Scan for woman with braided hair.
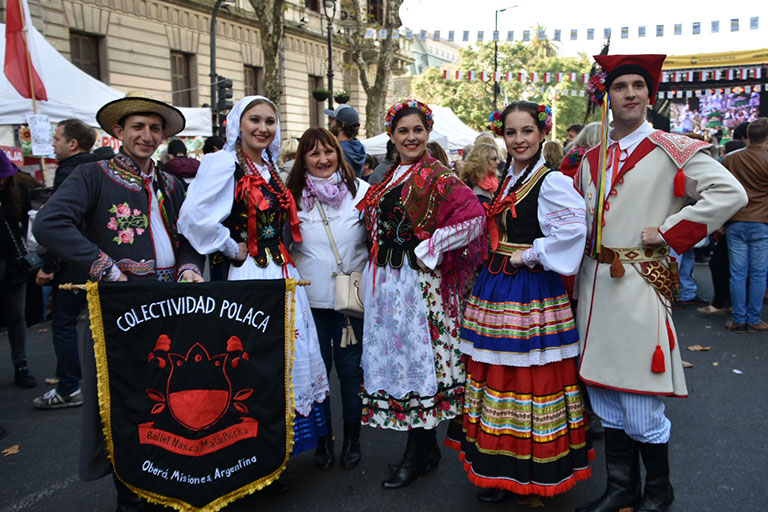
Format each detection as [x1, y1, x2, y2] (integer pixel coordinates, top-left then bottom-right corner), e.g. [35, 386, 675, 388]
[356, 99, 487, 489]
[446, 101, 592, 502]
[178, 97, 330, 472]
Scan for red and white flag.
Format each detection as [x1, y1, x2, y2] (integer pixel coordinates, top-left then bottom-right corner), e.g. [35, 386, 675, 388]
[543, 72, 551, 83]
[468, 70, 476, 81]
[699, 70, 707, 81]
[480, 71, 488, 81]
[505, 71, 513, 81]
[4, 0, 48, 100]
[739, 68, 748, 80]
[755, 68, 763, 79]
[713, 69, 722, 80]
[686, 71, 694, 82]
[581, 73, 589, 84]
[530, 71, 538, 83]
[492, 71, 500, 82]
[726, 69, 734, 80]
[556, 72, 564, 83]
[455, 70, 463, 80]
[442, 69, 450, 80]
[518, 72, 526, 83]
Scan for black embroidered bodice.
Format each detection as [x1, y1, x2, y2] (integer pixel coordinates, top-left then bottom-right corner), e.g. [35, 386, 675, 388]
[375, 183, 420, 270]
[487, 168, 552, 275]
[224, 165, 286, 268]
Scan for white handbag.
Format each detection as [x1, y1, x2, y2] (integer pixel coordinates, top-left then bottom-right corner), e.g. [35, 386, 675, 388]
[315, 201, 364, 320]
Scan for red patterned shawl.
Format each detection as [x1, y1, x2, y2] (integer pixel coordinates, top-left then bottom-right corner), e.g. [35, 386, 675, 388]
[402, 153, 487, 318]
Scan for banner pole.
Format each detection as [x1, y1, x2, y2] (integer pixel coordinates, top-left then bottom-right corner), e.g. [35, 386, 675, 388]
[17, 0, 48, 184]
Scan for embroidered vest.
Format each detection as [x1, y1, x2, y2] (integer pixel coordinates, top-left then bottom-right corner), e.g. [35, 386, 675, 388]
[375, 183, 420, 270]
[225, 165, 286, 268]
[488, 167, 551, 275]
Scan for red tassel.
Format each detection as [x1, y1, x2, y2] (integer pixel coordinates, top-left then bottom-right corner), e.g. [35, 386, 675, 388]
[665, 319, 675, 350]
[673, 168, 686, 197]
[651, 344, 666, 373]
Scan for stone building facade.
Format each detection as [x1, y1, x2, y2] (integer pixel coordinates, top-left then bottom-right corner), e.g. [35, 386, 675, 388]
[2, 0, 412, 138]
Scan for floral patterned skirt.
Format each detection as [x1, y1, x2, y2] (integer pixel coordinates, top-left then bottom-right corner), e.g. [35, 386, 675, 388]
[361, 266, 466, 431]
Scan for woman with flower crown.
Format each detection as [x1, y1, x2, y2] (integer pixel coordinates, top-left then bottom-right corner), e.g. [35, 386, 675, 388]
[445, 100, 592, 503]
[178, 97, 330, 481]
[356, 99, 487, 489]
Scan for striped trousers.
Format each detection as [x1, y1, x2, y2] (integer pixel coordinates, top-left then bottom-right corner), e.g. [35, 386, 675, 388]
[587, 386, 671, 444]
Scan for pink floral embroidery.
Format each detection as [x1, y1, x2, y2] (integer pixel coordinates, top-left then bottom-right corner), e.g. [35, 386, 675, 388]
[115, 203, 131, 218]
[107, 202, 148, 245]
[118, 229, 135, 244]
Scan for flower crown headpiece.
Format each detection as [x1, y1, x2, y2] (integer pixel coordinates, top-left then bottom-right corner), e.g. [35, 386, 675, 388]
[587, 72, 608, 107]
[384, 99, 434, 136]
[488, 103, 554, 136]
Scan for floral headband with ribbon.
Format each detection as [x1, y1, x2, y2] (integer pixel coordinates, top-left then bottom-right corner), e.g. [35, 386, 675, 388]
[384, 99, 434, 136]
[488, 103, 554, 136]
[587, 72, 608, 108]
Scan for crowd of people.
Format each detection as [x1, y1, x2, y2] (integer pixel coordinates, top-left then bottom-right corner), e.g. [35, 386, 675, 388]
[2, 51, 765, 512]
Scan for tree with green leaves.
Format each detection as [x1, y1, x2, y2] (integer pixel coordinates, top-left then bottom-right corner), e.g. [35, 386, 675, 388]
[250, 0, 284, 109]
[344, 0, 405, 136]
[411, 38, 598, 141]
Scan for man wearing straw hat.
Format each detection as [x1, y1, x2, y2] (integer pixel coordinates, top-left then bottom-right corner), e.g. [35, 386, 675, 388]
[33, 92, 204, 510]
[574, 55, 747, 512]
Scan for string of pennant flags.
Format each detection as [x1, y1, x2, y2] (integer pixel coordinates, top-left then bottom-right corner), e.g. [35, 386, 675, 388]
[439, 67, 766, 85]
[659, 84, 762, 99]
[363, 16, 760, 43]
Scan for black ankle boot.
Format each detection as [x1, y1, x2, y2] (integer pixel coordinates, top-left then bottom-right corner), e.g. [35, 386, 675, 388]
[340, 421, 361, 470]
[381, 428, 428, 489]
[476, 488, 511, 503]
[574, 428, 641, 512]
[14, 364, 36, 388]
[113, 474, 146, 512]
[637, 442, 674, 511]
[314, 430, 335, 470]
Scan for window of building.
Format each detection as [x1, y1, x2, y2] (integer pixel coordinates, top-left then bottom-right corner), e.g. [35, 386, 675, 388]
[367, 0, 384, 24]
[309, 75, 324, 128]
[171, 51, 193, 107]
[306, 0, 320, 13]
[69, 31, 101, 80]
[244, 65, 263, 97]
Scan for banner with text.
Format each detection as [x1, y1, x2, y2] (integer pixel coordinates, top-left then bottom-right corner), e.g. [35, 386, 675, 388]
[87, 279, 297, 512]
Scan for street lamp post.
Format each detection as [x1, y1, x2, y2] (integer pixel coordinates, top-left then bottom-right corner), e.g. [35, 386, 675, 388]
[494, 5, 517, 111]
[323, 0, 337, 113]
[210, 0, 227, 135]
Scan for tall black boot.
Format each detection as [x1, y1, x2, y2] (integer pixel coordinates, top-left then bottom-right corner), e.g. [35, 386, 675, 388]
[574, 428, 641, 512]
[113, 474, 146, 512]
[387, 427, 441, 473]
[339, 421, 361, 470]
[637, 442, 674, 512]
[381, 428, 428, 489]
[314, 424, 335, 470]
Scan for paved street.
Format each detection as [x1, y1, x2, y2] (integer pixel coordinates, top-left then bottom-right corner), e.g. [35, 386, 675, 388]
[1, 270, 767, 512]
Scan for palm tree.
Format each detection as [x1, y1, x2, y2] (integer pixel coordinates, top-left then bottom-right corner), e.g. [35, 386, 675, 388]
[530, 24, 559, 58]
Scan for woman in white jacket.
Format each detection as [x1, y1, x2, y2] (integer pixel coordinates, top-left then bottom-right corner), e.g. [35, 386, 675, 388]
[286, 128, 369, 471]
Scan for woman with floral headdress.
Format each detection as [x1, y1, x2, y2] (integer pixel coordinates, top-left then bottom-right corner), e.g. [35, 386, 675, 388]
[178, 96, 330, 468]
[356, 99, 487, 489]
[446, 101, 592, 503]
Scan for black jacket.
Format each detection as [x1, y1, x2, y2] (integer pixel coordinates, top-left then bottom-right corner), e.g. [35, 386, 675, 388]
[53, 151, 99, 191]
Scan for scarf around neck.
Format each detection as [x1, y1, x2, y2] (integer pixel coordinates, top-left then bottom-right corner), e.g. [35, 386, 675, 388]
[303, 171, 348, 211]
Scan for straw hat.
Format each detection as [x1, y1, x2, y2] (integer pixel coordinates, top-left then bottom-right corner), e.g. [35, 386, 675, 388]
[96, 91, 186, 138]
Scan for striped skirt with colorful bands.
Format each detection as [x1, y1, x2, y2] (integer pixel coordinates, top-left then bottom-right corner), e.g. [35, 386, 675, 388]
[448, 264, 592, 495]
[445, 359, 593, 496]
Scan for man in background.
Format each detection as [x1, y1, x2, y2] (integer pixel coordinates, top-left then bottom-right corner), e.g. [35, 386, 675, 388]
[723, 117, 768, 332]
[33, 118, 98, 410]
[326, 105, 366, 176]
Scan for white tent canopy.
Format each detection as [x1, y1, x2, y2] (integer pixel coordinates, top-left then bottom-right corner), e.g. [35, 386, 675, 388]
[361, 104, 479, 156]
[0, 23, 211, 136]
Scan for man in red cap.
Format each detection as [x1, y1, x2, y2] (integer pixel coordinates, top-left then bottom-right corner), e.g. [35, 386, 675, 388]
[574, 55, 747, 512]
